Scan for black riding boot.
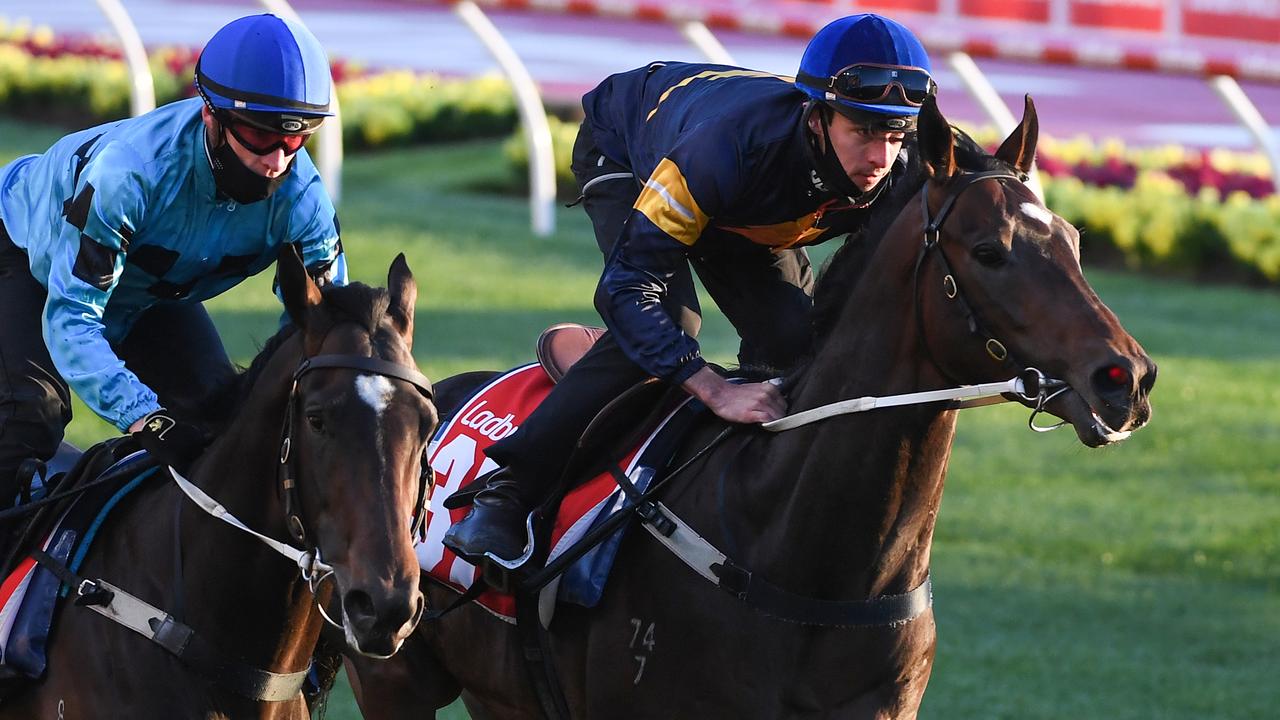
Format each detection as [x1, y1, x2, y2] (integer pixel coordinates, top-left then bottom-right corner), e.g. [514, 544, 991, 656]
[442, 468, 533, 564]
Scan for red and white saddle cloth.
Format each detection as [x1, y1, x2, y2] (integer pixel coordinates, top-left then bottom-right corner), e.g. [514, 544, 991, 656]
[416, 364, 693, 622]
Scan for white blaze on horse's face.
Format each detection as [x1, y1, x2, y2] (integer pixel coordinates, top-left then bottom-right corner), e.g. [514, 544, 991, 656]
[355, 374, 396, 416]
[1020, 201, 1053, 229]
[1015, 198, 1081, 265]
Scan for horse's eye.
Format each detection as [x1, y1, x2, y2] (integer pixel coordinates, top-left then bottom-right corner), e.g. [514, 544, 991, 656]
[972, 244, 1005, 267]
[306, 413, 325, 432]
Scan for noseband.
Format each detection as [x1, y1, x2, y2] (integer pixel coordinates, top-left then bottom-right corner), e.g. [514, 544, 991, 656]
[279, 353, 435, 548]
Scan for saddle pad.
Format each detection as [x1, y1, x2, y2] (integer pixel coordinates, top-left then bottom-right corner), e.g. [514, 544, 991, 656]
[0, 452, 153, 680]
[417, 364, 694, 622]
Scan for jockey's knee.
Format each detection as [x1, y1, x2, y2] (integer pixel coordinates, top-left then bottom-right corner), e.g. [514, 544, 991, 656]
[0, 388, 70, 492]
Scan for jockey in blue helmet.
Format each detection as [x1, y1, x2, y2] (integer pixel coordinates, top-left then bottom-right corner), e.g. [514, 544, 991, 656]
[0, 14, 344, 496]
[195, 13, 334, 204]
[794, 14, 936, 201]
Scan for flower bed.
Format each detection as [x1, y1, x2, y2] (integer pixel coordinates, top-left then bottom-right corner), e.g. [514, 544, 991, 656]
[0, 18, 515, 149]
[505, 121, 1280, 285]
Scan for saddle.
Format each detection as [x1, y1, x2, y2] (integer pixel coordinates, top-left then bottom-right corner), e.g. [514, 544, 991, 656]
[427, 323, 709, 612]
[1, 438, 137, 579]
[536, 323, 669, 463]
[0, 436, 153, 694]
[444, 323, 671, 512]
[535, 322, 606, 384]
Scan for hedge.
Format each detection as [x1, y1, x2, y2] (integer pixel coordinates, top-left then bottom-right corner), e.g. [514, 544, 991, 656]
[0, 19, 517, 149]
[505, 121, 1280, 286]
[5, 19, 1278, 286]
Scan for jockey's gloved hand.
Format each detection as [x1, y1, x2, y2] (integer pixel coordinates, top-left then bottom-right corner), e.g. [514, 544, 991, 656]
[131, 409, 208, 474]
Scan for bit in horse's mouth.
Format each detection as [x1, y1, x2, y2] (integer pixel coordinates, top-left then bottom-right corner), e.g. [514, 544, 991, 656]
[1090, 410, 1131, 444]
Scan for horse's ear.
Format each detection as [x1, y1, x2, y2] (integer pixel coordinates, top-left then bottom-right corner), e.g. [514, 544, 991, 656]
[278, 244, 322, 328]
[387, 253, 417, 344]
[994, 95, 1039, 175]
[917, 96, 956, 180]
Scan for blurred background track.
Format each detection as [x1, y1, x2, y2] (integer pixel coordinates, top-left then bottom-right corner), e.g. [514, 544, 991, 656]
[7, 0, 1280, 148]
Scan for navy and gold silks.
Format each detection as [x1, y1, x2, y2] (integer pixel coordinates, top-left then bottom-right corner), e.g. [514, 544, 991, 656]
[0, 97, 343, 430]
[581, 62, 907, 382]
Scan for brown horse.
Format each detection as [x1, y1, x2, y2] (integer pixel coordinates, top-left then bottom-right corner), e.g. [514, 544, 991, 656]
[347, 96, 1156, 719]
[0, 249, 438, 719]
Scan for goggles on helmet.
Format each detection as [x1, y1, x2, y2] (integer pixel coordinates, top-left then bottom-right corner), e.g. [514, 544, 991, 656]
[224, 120, 309, 156]
[799, 63, 936, 108]
[208, 105, 321, 156]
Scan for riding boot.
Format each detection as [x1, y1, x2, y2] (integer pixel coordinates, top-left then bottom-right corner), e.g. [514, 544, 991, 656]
[442, 468, 533, 564]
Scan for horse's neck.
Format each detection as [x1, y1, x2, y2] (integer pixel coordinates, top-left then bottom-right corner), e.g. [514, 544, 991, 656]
[747, 237, 956, 598]
[177, 356, 324, 682]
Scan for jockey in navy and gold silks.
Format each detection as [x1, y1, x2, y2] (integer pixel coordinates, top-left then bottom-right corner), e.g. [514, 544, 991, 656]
[0, 14, 341, 501]
[584, 61, 905, 383]
[443, 13, 939, 566]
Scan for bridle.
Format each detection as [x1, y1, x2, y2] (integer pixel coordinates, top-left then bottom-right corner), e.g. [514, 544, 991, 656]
[914, 169, 1071, 429]
[274, 350, 435, 629]
[915, 170, 1025, 380]
[763, 169, 1070, 433]
[278, 353, 436, 548]
[170, 345, 435, 622]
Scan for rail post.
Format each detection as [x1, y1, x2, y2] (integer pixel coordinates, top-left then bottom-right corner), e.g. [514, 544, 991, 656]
[453, 0, 557, 237]
[92, 0, 154, 117]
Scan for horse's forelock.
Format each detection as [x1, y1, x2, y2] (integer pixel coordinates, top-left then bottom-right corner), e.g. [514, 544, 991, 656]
[321, 282, 392, 336]
[206, 284, 396, 432]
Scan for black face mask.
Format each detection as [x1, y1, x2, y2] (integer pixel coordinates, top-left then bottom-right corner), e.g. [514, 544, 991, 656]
[205, 127, 290, 204]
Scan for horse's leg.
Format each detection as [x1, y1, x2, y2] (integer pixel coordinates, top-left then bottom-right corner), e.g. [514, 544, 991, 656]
[346, 628, 461, 719]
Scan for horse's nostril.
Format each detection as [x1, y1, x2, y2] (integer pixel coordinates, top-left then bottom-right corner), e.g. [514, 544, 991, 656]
[344, 589, 376, 625]
[1105, 365, 1130, 387]
[411, 593, 426, 625]
[1093, 364, 1131, 395]
[1140, 363, 1158, 393]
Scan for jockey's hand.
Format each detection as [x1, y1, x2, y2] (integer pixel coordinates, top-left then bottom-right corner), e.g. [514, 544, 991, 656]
[131, 409, 208, 474]
[682, 367, 786, 424]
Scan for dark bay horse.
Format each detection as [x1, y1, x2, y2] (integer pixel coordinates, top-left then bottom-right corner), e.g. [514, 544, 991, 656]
[348, 97, 1156, 719]
[0, 249, 438, 719]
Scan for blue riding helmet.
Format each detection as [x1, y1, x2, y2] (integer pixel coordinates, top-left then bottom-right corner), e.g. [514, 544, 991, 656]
[194, 13, 332, 134]
[796, 14, 935, 119]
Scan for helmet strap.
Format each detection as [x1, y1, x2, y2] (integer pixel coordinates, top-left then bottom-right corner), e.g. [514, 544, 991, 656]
[802, 102, 864, 201]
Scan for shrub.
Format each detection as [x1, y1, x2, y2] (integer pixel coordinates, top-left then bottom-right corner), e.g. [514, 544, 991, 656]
[0, 19, 517, 149]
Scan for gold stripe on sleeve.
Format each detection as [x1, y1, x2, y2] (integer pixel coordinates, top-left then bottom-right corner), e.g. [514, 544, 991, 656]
[634, 158, 709, 246]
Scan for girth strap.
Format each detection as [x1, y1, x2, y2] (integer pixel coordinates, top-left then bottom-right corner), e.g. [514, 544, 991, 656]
[632, 502, 933, 627]
[713, 562, 933, 628]
[30, 550, 308, 703]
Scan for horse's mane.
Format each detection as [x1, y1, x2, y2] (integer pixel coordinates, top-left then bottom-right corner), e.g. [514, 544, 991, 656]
[809, 127, 1007, 344]
[195, 282, 393, 431]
